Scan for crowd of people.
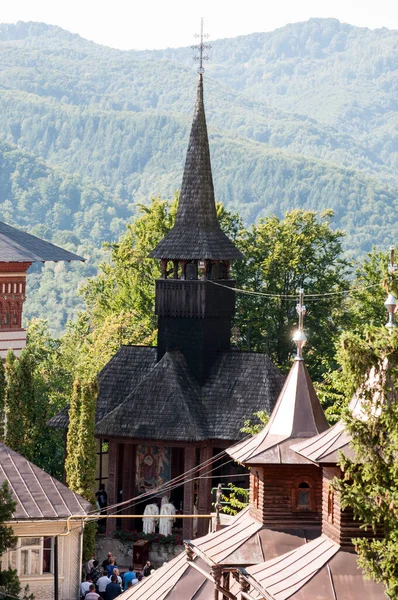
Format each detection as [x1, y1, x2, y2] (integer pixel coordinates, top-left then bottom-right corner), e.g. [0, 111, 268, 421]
[80, 552, 155, 600]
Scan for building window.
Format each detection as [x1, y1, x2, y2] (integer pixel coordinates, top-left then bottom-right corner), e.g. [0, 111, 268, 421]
[3, 537, 53, 576]
[328, 488, 334, 523]
[95, 438, 109, 489]
[253, 471, 260, 509]
[297, 482, 310, 509]
[292, 477, 315, 512]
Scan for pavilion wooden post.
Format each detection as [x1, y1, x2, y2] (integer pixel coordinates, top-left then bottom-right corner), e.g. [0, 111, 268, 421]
[183, 446, 196, 540]
[106, 441, 118, 536]
[121, 443, 136, 532]
[197, 445, 212, 537]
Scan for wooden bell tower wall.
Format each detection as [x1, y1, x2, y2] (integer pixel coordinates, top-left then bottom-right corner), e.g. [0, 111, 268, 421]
[249, 464, 323, 528]
[0, 262, 30, 359]
[322, 466, 378, 551]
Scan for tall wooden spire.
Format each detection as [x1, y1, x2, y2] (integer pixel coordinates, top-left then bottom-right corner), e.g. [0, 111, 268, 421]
[150, 74, 242, 261]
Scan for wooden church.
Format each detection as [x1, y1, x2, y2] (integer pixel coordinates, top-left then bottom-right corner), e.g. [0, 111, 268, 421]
[82, 72, 284, 539]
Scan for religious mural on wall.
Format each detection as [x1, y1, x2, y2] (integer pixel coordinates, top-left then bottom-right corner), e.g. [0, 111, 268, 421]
[136, 445, 171, 491]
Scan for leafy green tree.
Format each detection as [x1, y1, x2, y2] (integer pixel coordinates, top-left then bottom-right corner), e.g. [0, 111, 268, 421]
[233, 209, 350, 379]
[240, 410, 270, 435]
[4, 350, 24, 452]
[315, 247, 398, 422]
[0, 481, 33, 600]
[333, 327, 398, 599]
[65, 379, 82, 493]
[65, 378, 98, 559]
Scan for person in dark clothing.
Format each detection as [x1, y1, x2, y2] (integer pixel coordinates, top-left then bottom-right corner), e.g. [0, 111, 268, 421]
[101, 552, 112, 570]
[105, 575, 121, 600]
[143, 561, 152, 577]
[90, 560, 101, 587]
[96, 484, 108, 509]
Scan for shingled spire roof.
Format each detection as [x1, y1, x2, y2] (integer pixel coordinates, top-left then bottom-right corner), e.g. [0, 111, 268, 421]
[150, 74, 243, 261]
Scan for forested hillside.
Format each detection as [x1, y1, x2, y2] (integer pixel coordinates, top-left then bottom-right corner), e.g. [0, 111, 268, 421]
[0, 19, 397, 331]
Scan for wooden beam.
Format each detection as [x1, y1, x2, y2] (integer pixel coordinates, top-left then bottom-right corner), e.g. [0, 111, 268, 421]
[198, 445, 213, 537]
[121, 443, 136, 531]
[183, 446, 196, 539]
[106, 441, 118, 536]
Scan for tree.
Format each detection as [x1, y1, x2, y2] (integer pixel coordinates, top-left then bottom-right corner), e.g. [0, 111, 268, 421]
[315, 247, 398, 422]
[0, 481, 32, 600]
[333, 326, 398, 599]
[65, 378, 98, 560]
[4, 350, 24, 452]
[233, 209, 350, 379]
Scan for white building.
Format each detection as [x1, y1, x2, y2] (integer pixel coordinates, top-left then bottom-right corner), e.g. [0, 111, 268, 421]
[0, 443, 91, 600]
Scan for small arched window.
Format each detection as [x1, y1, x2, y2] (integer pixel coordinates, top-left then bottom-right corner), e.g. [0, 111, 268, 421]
[297, 482, 310, 509]
[292, 476, 315, 512]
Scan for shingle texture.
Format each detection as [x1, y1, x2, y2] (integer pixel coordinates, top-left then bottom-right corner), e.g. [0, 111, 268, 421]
[47, 405, 70, 428]
[0, 443, 91, 519]
[150, 75, 243, 261]
[0, 220, 84, 262]
[94, 346, 284, 442]
[96, 346, 157, 424]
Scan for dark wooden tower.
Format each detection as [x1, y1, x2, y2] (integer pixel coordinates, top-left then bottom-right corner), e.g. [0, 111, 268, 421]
[150, 74, 243, 384]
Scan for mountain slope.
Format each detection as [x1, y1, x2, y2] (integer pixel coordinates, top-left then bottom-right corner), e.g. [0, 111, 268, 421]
[0, 19, 398, 330]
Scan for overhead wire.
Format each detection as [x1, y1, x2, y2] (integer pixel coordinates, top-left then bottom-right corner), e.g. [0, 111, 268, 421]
[88, 433, 255, 519]
[208, 279, 381, 300]
[102, 456, 236, 518]
[86, 446, 238, 517]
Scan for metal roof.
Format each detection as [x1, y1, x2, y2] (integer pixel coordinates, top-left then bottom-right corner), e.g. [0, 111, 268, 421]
[118, 508, 263, 600]
[227, 359, 329, 464]
[292, 421, 354, 464]
[292, 391, 365, 464]
[244, 535, 385, 599]
[0, 443, 91, 519]
[245, 535, 339, 599]
[150, 75, 243, 261]
[0, 221, 84, 262]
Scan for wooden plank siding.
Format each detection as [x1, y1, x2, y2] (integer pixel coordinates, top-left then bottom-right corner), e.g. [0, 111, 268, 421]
[322, 466, 378, 550]
[249, 464, 323, 527]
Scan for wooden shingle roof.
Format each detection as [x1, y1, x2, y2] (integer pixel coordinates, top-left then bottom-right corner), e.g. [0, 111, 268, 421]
[0, 443, 91, 519]
[150, 75, 243, 261]
[96, 345, 157, 424]
[0, 221, 84, 262]
[94, 347, 284, 442]
[96, 351, 207, 442]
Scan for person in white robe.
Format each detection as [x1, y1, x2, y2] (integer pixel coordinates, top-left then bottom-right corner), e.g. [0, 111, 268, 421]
[159, 498, 176, 536]
[142, 503, 159, 534]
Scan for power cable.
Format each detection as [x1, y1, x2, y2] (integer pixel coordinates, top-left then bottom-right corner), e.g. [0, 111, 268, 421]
[87, 447, 233, 517]
[208, 279, 381, 299]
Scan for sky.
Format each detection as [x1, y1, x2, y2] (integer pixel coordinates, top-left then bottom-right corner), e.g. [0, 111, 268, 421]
[2, 0, 398, 50]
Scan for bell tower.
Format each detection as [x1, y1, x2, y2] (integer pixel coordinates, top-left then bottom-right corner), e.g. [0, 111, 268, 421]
[150, 73, 243, 384]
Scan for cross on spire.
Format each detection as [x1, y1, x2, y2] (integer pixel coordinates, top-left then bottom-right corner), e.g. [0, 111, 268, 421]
[192, 18, 211, 74]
